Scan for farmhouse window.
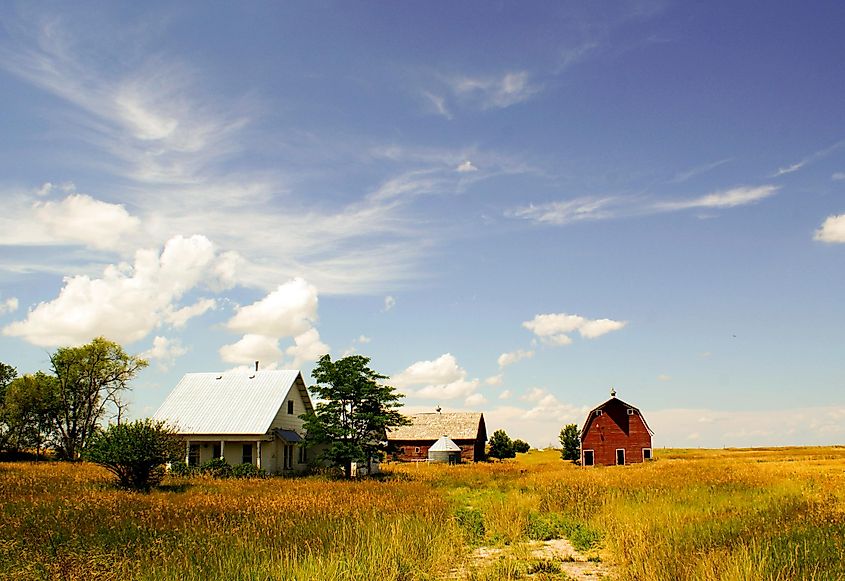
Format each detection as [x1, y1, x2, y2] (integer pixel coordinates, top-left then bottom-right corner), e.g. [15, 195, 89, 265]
[642, 448, 652, 461]
[298, 445, 307, 464]
[287, 400, 294, 414]
[627, 408, 634, 415]
[583, 450, 594, 466]
[283, 445, 293, 470]
[213, 443, 222, 459]
[242, 444, 253, 465]
[188, 444, 200, 467]
[616, 449, 625, 466]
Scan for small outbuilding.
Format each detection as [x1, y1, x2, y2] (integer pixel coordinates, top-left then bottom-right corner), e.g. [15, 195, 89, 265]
[428, 435, 462, 464]
[580, 389, 653, 467]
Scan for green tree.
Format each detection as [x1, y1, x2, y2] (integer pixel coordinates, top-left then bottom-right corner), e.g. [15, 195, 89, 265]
[513, 439, 531, 454]
[50, 337, 148, 459]
[3, 373, 59, 458]
[559, 423, 580, 462]
[487, 429, 516, 459]
[0, 362, 18, 452]
[82, 419, 182, 490]
[301, 354, 410, 479]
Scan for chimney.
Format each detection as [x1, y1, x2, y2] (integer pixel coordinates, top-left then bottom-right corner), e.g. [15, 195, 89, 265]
[255, 361, 259, 373]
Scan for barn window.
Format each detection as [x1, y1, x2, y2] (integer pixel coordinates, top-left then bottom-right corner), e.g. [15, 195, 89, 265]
[616, 449, 625, 466]
[595, 410, 603, 416]
[643, 448, 652, 461]
[414, 447, 421, 454]
[583, 450, 594, 466]
[242, 444, 253, 465]
[287, 400, 294, 414]
[627, 408, 634, 415]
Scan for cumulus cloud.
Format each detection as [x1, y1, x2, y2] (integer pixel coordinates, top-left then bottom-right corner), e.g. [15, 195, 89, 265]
[392, 353, 480, 400]
[456, 160, 478, 173]
[497, 349, 534, 368]
[499, 389, 512, 400]
[32, 194, 141, 250]
[464, 393, 487, 407]
[227, 278, 318, 337]
[522, 313, 627, 345]
[141, 336, 188, 370]
[485, 374, 504, 386]
[164, 298, 216, 328]
[3, 235, 224, 346]
[285, 328, 330, 368]
[0, 297, 19, 315]
[814, 214, 845, 243]
[219, 333, 283, 366]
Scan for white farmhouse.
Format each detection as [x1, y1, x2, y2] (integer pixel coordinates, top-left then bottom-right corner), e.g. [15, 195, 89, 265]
[153, 369, 313, 473]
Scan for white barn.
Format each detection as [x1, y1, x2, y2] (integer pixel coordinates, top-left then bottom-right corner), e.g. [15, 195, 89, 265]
[153, 369, 314, 473]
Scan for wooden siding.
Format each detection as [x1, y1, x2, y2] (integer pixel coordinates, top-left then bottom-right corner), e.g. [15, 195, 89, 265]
[581, 398, 652, 467]
[391, 439, 482, 462]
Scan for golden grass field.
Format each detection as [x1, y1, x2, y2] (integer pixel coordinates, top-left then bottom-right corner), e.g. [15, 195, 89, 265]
[2, 447, 845, 580]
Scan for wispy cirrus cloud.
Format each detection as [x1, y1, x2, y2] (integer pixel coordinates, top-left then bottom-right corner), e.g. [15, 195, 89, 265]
[771, 139, 845, 177]
[508, 185, 778, 226]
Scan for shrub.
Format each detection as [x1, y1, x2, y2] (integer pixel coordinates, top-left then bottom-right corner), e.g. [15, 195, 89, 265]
[82, 419, 182, 490]
[488, 429, 516, 460]
[559, 424, 580, 462]
[232, 462, 265, 479]
[168, 460, 190, 477]
[200, 457, 232, 478]
[513, 439, 531, 454]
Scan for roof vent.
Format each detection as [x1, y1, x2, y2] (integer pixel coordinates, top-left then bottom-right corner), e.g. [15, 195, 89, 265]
[215, 375, 223, 380]
[255, 361, 259, 372]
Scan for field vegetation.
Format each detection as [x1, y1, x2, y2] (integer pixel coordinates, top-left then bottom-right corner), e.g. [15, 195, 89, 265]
[2, 447, 844, 580]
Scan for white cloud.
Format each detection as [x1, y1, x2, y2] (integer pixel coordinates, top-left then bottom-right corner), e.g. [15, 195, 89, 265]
[522, 312, 627, 345]
[422, 91, 452, 119]
[285, 328, 329, 368]
[456, 160, 478, 173]
[814, 214, 845, 243]
[499, 389, 512, 400]
[2, 235, 222, 346]
[655, 185, 778, 211]
[164, 298, 216, 328]
[657, 374, 672, 382]
[227, 278, 318, 337]
[141, 336, 188, 370]
[485, 374, 504, 386]
[219, 334, 283, 366]
[357, 335, 371, 344]
[383, 295, 396, 312]
[464, 393, 487, 407]
[451, 71, 541, 109]
[508, 186, 778, 226]
[392, 353, 480, 400]
[497, 349, 534, 368]
[0, 297, 19, 315]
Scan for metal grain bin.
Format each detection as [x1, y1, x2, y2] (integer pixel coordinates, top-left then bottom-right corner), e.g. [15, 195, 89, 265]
[428, 435, 462, 464]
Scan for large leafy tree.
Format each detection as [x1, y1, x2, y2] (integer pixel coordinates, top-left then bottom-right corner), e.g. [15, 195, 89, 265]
[83, 419, 182, 490]
[301, 354, 410, 479]
[3, 373, 59, 457]
[487, 429, 516, 459]
[559, 423, 580, 462]
[50, 337, 148, 459]
[0, 362, 18, 452]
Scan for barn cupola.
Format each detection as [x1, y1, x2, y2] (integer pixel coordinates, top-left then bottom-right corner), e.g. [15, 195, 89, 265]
[610, 387, 617, 398]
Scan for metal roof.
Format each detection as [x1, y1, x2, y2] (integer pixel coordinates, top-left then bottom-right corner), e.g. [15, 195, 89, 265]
[387, 412, 486, 441]
[429, 435, 461, 452]
[153, 370, 305, 435]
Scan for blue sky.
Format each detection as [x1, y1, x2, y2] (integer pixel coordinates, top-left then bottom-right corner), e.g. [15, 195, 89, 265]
[1, 1, 844, 448]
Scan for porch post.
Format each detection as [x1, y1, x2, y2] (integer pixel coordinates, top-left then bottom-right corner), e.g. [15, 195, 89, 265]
[256, 440, 262, 469]
[185, 440, 191, 465]
[220, 439, 225, 461]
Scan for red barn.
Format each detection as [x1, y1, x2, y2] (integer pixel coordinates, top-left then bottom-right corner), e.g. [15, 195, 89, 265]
[580, 390, 653, 467]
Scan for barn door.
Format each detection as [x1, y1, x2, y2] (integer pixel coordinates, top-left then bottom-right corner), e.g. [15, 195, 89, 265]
[616, 449, 625, 466]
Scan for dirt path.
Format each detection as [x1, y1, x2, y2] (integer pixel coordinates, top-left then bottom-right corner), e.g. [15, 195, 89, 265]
[452, 537, 614, 579]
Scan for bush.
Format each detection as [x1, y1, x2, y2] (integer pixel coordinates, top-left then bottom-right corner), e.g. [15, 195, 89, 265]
[559, 424, 580, 462]
[82, 419, 182, 490]
[487, 429, 516, 459]
[168, 460, 190, 477]
[199, 457, 232, 478]
[513, 439, 531, 454]
[232, 462, 265, 479]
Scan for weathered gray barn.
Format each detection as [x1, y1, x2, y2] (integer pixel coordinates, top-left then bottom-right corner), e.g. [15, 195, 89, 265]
[387, 412, 487, 462]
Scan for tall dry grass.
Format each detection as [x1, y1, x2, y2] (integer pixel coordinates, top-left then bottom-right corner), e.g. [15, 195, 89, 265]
[2, 447, 844, 580]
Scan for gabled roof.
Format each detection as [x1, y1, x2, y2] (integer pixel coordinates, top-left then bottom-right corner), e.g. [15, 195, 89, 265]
[580, 396, 654, 440]
[387, 412, 486, 441]
[153, 370, 312, 435]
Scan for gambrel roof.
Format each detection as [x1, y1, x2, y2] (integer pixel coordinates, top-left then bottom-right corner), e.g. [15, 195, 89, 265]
[580, 396, 654, 440]
[153, 370, 313, 435]
[387, 412, 486, 441]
